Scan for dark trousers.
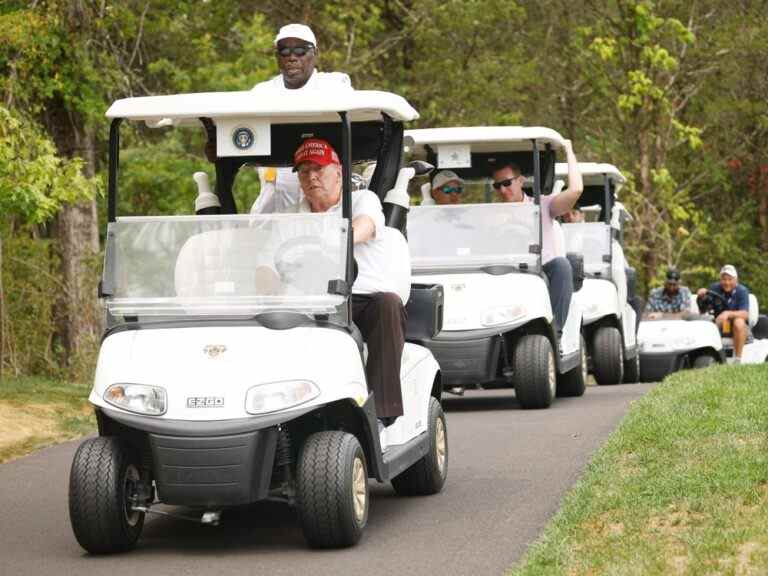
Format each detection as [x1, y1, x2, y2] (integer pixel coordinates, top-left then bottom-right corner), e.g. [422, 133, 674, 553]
[543, 257, 573, 333]
[351, 292, 406, 419]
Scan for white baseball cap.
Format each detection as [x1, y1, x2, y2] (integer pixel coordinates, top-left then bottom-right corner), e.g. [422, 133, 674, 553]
[274, 24, 317, 47]
[432, 170, 463, 190]
[720, 264, 738, 278]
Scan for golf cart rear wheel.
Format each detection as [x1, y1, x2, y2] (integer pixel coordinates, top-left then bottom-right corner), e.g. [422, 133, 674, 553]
[692, 354, 716, 369]
[68, 437, 145, 554]
[297, 431, 368, 548]
[514, 334, 556, 409]
[391, 397, 448, 496]
[592, 326, 624, 385]
[557, 334, 587, 397]
[623, 352, 641, 383]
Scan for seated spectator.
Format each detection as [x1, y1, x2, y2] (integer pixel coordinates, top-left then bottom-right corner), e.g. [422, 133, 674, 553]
[696, 265, 750, 361]
[645, 268, 691, 319]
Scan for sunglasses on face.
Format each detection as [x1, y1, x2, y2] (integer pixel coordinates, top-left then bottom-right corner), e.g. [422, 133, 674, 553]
[492, 176, 520, 190]
[441, 185, 463, 195]
[276, 44, 314, 58]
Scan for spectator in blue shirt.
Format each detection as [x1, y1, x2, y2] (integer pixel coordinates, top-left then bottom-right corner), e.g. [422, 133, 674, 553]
[696, 265, 750, 361]
[646, 268, 691, 319]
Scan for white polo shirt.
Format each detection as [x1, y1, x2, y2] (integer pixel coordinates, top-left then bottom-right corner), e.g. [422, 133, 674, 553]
[291, 190, 400, 297]
[251, 70, 353, 93]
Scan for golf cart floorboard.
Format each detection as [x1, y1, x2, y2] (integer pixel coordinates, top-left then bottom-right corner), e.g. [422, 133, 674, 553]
[381, 431, 429, 481]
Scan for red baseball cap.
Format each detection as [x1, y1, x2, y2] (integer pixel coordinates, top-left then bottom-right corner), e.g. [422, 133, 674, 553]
[293, 138, 340, 171]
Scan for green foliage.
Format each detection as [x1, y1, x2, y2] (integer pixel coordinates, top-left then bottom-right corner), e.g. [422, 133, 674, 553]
[0, 107, 98, 222]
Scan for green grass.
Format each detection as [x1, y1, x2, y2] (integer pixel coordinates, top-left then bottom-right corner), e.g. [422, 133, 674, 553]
[510, 364, 768, 575]
[0, 376, 95, 462]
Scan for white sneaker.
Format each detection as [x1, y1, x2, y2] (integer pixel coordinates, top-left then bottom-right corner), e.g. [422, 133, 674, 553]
[378, 419, 388, 452]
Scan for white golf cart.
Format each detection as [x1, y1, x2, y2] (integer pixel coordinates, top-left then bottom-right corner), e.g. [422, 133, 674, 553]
[638, 289, 768, 380]
[403, 127, 587, 409]
[68, 90, 448, 553]
[555, 162, 640, 384]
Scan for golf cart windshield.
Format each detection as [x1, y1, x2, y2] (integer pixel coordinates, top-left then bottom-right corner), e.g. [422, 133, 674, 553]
[103, 212, 348, 317]
[407, 202, 540, 272]
[561, 222, 611, 277]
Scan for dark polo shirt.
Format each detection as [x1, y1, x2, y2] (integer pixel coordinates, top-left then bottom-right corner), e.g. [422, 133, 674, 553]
[708, 282, 749, 315]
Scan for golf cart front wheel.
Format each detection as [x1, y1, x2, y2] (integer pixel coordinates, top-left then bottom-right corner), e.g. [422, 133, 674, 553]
[623, 352, 641, 383]
[514, 334, 556, 409]
[592, 326, 624, 385]
[557, 334, 587, 397]
[68, 437, 145, 554]
[297, 431, 368, 548]
[392, 397, 448, 496]
[692, 354, 716, 369]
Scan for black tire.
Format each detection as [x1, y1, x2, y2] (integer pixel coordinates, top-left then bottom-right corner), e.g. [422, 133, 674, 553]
[557, 334, 587, 397]
[623, 352, 641, 383]
[514, 334, 556, 409]
[639, 356, 674, 382]
[592, 326, 624, 385]
[296, 431, 368, 548]
[392, 397, 448, 496]
[692, 354, 716, 369]
[68, 437, 145, 554]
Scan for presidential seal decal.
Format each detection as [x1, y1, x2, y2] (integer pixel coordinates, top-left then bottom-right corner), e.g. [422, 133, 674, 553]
[232, 126, 254, 150]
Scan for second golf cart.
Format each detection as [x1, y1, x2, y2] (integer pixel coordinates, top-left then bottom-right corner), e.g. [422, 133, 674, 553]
[404, 126, 587, 409]
[68, 89, 448, 553]
[555, 162, 641, 384]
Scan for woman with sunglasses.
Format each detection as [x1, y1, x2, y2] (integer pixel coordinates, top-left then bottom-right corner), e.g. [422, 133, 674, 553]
[490, 140, 584, 335]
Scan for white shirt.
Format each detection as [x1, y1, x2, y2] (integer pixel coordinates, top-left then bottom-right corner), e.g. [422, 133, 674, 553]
[251, 70, 353, 93]
[291, 190, 400, 297]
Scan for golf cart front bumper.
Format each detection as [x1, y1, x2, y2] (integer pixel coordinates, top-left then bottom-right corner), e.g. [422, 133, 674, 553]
[639, 351, 683, 382]
[97, 406, 312, 506]
[419, 330, 502, 387]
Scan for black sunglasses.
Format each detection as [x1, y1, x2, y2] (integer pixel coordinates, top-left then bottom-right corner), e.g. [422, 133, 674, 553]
[442, 185, 463, 195]
[492, 176, 519, 190]
[276, 44, 315, 58]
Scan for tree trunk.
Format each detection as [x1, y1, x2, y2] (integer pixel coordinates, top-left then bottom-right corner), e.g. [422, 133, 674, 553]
[0, 233, 4, 381]
[45, 105, 100, 375]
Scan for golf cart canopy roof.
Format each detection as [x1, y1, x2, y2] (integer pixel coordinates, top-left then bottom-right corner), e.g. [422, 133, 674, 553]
[406, 126, 566, 153]
[405, 126, 566, 194]
[106, 89, 419, 125]
[555, 162, 626, 187]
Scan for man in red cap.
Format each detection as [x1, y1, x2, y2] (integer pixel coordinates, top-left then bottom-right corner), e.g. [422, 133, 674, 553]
[282, 138, 406, 424]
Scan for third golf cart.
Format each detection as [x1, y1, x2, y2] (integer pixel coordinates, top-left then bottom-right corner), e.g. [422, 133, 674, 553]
[68, 89, 447, 553]
[403, 126, 587, 409]
[555, 162, 641, 384]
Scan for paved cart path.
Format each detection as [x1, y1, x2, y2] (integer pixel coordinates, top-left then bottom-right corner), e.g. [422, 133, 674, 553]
[0, 383, 653, 576]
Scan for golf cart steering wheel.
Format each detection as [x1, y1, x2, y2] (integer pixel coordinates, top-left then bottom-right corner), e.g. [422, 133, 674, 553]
[274, 235, 341, 293]
[698, 289, 727, 316]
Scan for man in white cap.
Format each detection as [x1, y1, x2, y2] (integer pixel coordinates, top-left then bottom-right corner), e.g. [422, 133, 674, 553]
[697, 265, 751, 361]
[252, 23, 352, 92]
[429, 170, 464, 205]
[248, 24, 354, 214]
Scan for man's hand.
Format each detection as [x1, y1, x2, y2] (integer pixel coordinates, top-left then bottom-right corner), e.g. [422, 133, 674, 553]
[697, 287, 707, 298]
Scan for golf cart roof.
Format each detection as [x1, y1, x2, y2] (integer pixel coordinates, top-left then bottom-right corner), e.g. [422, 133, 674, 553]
[555, 162, 626, 186]
[406, 126, 566, 153]
[106, 90, 419, 125]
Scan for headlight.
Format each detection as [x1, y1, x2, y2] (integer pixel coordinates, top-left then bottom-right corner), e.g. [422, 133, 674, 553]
[245, 380, 320, 415]
[481, 305, 528, 327]
[104, 384, 166, 416]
